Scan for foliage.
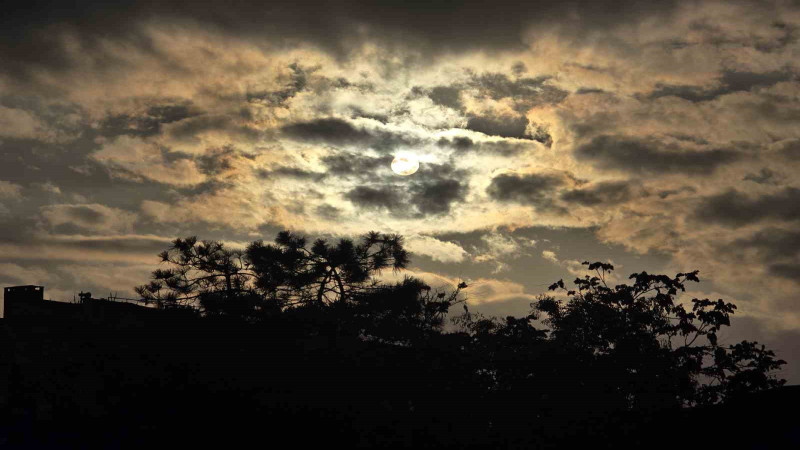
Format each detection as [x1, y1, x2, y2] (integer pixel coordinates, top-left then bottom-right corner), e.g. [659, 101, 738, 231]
[530, 261, 786, 408]
[345, 276, 468, 344]
[136, 231, 445, 330]
[245, 230, 409, 306]
[134, 237, 253, 312]
[135, 235, 787, 418]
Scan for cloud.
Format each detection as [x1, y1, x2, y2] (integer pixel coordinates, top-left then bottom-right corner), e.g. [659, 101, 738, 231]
[409, 178, 467, 216]
[486, 171, 576, 214]
[743, 168, 781, 185]
[436, 136, 532, 156]
[345, 176, 468, 218]
[694, 188, 800, 226]
[428, 85, 463, 110]
[777, 139, 800, 160]
[732, 228, 800, 260]
[475, 233, 537, 261]
[345, 186, 405, 211]
[281, 117, 418, 152]
[342, 160, 469, 218]
[405, 235, 469, 263]
[91, 136, 207, 186]
[647, 69, 794, 103]
[98, 102, 197, 138]
[246, 63, 309, 107]
[468, 72, 568, 112]
[541, 250, 559, 263]
[39, 203, 138, 235]
[574, 135, 743, 175]
[465, 115, 530, 140]
[0, 105, 46, 140]
[321, 153, 394, 177]
[560, 181, 636, 206]
[0, 0, 687, 80]
[465, 278, 539, 305]
[0, 180, 23, 200]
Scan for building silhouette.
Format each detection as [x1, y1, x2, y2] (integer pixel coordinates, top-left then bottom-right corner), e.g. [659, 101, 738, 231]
[3, 285, 44, 319]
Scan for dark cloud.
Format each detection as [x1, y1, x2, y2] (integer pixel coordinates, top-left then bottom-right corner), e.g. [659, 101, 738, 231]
[281, 117, 375, 143]
[486, 172, 570, 214]
[743, 168, 780, 185]
[281, 117, 417, 151]
[657, 186, 696, 199]
[769, 263, 800, 282]
[410, 179, 467, 216]
[167, 114, 260, 141]
[647, 69, 794, 102]
[315, 204, 341, 219]
[246, 63, 308, 107]
[574, 135, 743, 175]
[53, 204, 105, 223]
[345, 161, 468, 217]
[468, 73, 568, 112]
[321, 153, 394, 177]
[667, 134, 710, 145]
[0, 0, 686, 80]
[729, 228, 800, 284]
[527, 123, 553, 147]
[256, 166, 327, 181]
[732, 228, 800, 261]
[682, 19, 799, 55]
[436, 136, 531, 156]
[465, 115, 529, 140]
[511, 62, 527, 77]
[195, 146, 239, 176]
[437, 136, 476, 152]
[345, 185, 404, 211]
[777, 139, 800, 160]
[694, 188, 800, 226]
[575, 87, 605, 95]
[348, 107, 389, 124]
[428, 86, 463, 110]
[560, 181, 634, 206]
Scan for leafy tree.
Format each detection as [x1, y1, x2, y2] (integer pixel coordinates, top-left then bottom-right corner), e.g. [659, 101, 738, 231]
[344, 276, 468, 344]
[532, 261, 786, 408]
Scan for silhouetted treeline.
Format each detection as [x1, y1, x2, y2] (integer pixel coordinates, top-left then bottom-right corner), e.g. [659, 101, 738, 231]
[0, 231, 793, 448]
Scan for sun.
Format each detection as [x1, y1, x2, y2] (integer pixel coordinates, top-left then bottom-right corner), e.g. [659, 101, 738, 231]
[391, 154, 420, 176]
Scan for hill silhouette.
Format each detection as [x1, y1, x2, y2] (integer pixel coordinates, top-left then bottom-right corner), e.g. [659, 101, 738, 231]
[0, 231, 795, 449]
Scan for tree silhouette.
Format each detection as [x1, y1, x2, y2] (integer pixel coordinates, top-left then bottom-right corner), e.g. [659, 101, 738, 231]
[5, 234, 793, 448]
[245, 230, 409, 306]
[532, 261, 786, 408]
[345, 276, 468, 344]
[134, 237, 253, 308]
[136, 235, 786, 409]
[136, 231, 412, 318]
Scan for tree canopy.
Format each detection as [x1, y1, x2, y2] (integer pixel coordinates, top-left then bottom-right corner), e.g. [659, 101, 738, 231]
[135, 232, 786, 415]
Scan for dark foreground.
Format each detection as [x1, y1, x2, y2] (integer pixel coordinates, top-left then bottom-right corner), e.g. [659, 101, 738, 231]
[0, 308, 798, 449]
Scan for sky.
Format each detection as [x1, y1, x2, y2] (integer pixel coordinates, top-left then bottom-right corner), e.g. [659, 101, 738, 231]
[1, 0, 799, 381]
